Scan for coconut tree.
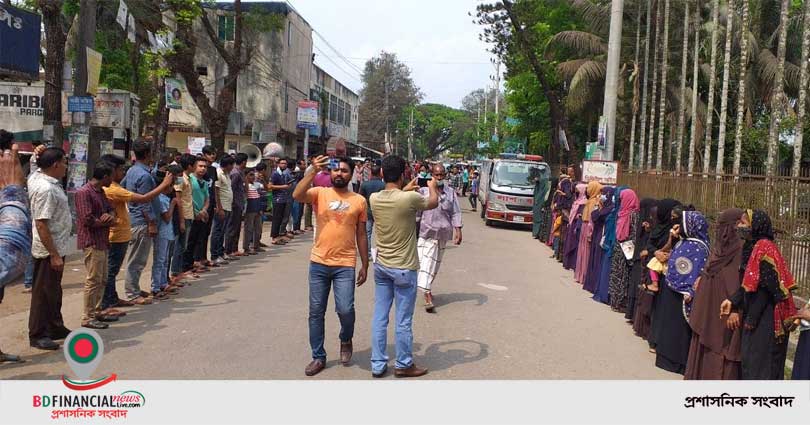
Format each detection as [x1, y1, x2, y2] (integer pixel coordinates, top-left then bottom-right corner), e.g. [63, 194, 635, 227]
[703, 0, 721, 175]
[792, 0, 810, 178]
[638, 0, 654, 171]
[715, 1, 734, 175]
[765, 0, 790, 177]
[655, 0, 671, 171]
[676, 1, 690, 173]
[687, 0, 701, 174]
[628, 0, 644, 170]
[647, 0, 662, 170]
[731, 0, 750, 176]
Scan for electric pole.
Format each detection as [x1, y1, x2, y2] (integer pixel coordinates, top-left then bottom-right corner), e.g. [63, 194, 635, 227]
[602, 0, 624, 161]
[408, 107, 414, 161]
[383, 80, 390, 154]
[493, 60, 501, 139]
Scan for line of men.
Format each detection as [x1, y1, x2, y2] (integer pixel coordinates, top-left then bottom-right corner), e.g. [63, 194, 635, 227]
[23, 140, 310, 351]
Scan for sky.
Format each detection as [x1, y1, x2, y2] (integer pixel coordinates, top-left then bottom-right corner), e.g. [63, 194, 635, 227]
[284, 0, 498, 108]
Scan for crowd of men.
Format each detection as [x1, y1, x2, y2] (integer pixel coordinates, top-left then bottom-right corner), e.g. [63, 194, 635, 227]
[0, 129, 468, 377]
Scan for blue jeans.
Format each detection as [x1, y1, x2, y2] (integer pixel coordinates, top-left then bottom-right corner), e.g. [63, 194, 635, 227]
[210, 211, 231, 259]
[371, 263, 418, 374]
[102, 242, 128, 309]
[308, 262, 356, 360]
[171, 219, 192, 275]
[366, 218, 374, 256]
[152, 237, 173, 293]
[24, 256, 34, 287]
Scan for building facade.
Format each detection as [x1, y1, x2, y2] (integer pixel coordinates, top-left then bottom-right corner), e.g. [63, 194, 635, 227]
[166, 2, 313, 159]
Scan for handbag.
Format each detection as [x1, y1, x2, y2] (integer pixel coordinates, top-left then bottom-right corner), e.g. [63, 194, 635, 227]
[620, 240, 635, 260]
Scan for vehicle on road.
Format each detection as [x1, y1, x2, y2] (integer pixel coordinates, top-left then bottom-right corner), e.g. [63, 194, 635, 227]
[479, 153, 550, 226]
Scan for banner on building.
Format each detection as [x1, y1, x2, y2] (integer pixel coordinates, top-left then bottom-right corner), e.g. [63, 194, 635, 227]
[86, 48, 103, 96]
[296, 100, 319, 130]
[0, 4, 41, 80]
[165, 78, 184, 109]
[582, 160, 618, 185]
[252, 119, 277, 143]
[187, 137, 207, 155]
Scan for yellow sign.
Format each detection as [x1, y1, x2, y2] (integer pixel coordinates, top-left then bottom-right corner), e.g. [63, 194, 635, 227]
[86, 47, 102, 96]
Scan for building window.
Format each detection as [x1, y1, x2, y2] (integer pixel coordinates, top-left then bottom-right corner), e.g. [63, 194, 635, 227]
[346, 106, 351, 128]
[218, 15, 234, 42]
[287, 21, 292, 47]
[329, 94, 337, 122]
[196, 66, 208, 76]
[337, 100, 345, 126]
[284, 82, 289, 113]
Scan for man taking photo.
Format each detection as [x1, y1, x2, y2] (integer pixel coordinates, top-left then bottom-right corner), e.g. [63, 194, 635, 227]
[369, 155, 438, 378]
[293, 155, 369, 377]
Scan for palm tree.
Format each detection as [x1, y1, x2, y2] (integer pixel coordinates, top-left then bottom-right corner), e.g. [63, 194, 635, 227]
[715, 1, 734, 176]
[638, 0, 654, 171]
[732, 0, 750, 176]
[676, 1, 690, 173]
[792, 0, 810, 178]
[655, 0, 671, 171]
[766, 0, 790, 177]
[703, 0, 721, 176]
[687, 0, 701, 174]
[628, 0, 644, 171]
[647, 0, 662, 170]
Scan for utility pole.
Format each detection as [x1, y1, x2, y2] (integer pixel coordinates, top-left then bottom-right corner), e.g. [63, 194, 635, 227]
[383, 80, 390, 154]
[601, 0, 624, 161]
[408, 107, 414, 161]
[493, 60, 501, 139]
[73, 0, 96, 180]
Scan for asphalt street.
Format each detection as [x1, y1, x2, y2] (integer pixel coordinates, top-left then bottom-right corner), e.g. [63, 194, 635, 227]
[0, 206, 676, 380]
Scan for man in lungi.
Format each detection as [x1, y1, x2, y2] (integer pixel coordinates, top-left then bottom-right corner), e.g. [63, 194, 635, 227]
[417, 164, 462, 313]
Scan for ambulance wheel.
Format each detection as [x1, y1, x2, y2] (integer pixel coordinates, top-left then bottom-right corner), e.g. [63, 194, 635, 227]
[485, 219, 493, 227]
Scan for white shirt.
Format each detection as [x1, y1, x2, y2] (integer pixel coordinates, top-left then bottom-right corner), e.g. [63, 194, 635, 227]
[28, 171, 72, 259]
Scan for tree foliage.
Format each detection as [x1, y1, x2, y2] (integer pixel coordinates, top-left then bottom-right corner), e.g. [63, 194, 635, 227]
[358, 51, 423, 146]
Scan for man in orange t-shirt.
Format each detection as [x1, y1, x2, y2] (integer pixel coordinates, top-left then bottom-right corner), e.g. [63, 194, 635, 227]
[293, 155, 368, 377]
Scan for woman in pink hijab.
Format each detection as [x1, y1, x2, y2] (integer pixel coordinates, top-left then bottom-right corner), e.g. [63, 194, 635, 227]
[607, 188, 640, 312]
[562, 183, 588, 270]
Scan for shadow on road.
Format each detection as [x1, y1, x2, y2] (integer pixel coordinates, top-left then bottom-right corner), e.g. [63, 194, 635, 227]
[431, 292, 488, 309]
[346, 339, 490, 376]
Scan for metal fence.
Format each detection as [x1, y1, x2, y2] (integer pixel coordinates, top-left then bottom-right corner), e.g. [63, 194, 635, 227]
[619, 170, 810, 297]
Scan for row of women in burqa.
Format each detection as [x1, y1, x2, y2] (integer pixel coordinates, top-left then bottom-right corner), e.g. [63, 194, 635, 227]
[532, 167, 809, 380]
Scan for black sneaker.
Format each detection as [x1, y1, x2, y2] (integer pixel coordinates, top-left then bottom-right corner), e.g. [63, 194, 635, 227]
[51, 327, 72, 340]
[81, 319, 109, 330]
[30, 337, 59, 350]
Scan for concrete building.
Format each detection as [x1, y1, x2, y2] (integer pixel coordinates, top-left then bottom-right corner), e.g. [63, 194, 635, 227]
[165, 2, 313, 159]
[310, 63, 371, 157]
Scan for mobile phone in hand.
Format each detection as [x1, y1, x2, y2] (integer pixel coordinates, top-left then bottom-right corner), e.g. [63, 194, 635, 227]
[417, 177, 431, 188]
[329, 158, 340, 170]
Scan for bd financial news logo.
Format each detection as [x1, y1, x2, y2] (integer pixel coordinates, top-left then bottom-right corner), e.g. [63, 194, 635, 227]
[32, 329, 146, 420]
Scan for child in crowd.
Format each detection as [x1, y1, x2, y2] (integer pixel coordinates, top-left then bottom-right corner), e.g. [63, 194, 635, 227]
[469, 171, 479, 211]
[243, 169, 262, 255]
[551, 209, 563, 260]
[152, 173, 179, 299]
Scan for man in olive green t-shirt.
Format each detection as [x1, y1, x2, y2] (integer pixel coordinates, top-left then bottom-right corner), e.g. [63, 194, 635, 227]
[369, 155, 438, 378]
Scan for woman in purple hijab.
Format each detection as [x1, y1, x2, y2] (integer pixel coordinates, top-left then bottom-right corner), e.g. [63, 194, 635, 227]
[562, 183, 587, 270]
[582, 186, 615, 294]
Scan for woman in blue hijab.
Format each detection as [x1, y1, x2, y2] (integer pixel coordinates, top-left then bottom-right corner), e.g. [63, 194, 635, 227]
[593, 186, 623, 304]
[655, 209, 709, 375]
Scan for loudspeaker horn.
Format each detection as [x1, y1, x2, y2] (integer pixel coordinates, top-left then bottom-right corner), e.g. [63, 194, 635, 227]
[240, 144, 263, 168]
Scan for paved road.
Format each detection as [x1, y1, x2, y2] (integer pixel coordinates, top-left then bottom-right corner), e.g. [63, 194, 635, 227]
[0, 206, 677, 380]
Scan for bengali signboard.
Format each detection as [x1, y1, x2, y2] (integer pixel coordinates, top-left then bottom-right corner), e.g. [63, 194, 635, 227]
[296, 100, 319, 130]
[0, 4, 41, 79]
[582, 160, 619, 185]
[62, 92, 131, 129]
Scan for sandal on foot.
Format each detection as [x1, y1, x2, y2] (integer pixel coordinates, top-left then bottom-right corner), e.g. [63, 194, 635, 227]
[0, 353, 25, 363]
